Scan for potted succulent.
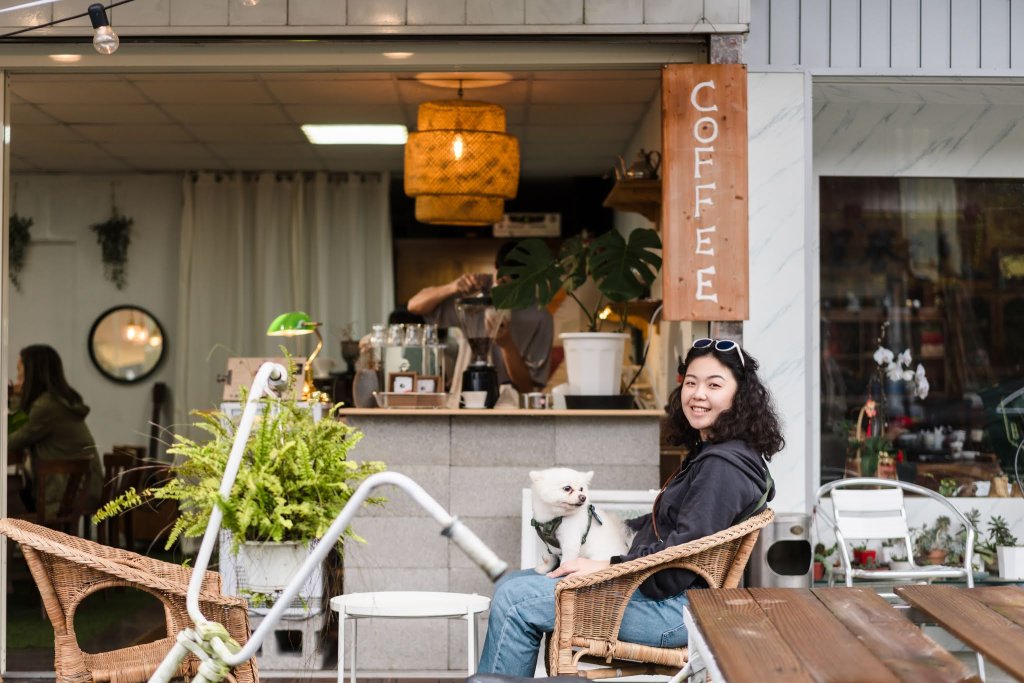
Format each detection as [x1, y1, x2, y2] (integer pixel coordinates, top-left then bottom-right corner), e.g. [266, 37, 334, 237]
[988, 515, 1024, 580]
[492, 228, 661, 396]
[913, 515, 952, 565]
[95, 368, 386, 593]
[813, 542, 836, 581]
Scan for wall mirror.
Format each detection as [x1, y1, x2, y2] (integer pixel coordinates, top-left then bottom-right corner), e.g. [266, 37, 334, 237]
[88, 305, 166, 383]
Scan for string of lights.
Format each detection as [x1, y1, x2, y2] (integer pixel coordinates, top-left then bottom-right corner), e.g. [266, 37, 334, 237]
[0, 0, 139, 53]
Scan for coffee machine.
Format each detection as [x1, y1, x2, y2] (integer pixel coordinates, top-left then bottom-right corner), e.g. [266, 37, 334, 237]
[456, 295, 505, 408]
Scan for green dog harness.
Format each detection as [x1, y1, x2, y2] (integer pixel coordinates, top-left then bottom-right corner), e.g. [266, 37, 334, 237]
[531, 504, 604, 554]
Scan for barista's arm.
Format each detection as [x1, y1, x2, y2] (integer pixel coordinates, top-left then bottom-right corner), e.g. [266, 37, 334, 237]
[494, 324, 537, 393]
[408, 273, 490, 316]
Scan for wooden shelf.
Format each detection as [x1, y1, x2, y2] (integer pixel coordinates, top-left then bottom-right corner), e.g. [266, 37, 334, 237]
[603, 179, 661, 223]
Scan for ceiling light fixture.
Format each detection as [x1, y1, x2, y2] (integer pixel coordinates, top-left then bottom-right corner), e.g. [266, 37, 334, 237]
[48, 54, 82, 63]
[404, 81, 520, 227]
[383, 51, 414, 59]
[88, 3, 119, 55]
[301, 124, 408, 145]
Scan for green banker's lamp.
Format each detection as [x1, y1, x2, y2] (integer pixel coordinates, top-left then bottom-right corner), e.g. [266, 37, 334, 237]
[266, 311, 325, 402]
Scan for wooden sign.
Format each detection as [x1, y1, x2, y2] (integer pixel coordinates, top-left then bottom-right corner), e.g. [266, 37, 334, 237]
[661, 63, 749, 321]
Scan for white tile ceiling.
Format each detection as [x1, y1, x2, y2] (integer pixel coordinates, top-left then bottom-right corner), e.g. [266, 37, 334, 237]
[8, 69, 660, 176]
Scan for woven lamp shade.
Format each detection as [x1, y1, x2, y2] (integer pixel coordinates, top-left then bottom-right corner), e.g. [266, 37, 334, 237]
[404, 99, 520, 226]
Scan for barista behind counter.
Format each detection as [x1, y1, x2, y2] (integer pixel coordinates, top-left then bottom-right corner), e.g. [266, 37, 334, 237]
[407, 243, 553, 394]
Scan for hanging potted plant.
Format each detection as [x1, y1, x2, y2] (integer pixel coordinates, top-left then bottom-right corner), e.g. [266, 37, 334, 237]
[8, 213, 33, 292]
[492, 228, 661, 397]
[91, 209, 133, 289]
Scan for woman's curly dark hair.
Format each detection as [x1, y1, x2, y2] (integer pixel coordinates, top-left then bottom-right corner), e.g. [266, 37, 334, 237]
[665, 343, 785, 460]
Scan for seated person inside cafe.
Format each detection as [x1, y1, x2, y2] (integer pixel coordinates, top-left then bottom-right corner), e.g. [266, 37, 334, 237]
[477, 339, 784, 676]
[9, 344, 104, 518]
[406, 241, 553, 394]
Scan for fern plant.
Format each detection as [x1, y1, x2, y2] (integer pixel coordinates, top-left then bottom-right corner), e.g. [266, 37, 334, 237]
[94, 379, 386, 551]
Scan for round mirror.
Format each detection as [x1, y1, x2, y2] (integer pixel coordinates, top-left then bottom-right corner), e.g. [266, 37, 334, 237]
[88, 305, 166, 384]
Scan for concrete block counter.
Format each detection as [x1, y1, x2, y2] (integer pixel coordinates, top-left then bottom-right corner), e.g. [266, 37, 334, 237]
[337, 408, 662, 675]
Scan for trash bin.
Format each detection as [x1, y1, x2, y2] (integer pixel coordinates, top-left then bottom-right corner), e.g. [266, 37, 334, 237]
[745, 512, 812, 588]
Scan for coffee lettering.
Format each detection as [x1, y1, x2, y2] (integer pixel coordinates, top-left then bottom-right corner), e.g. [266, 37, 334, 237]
[696, 266, 718, 302]
[694, 182, 716, 218]
[689, 80, 718, 112]
[693, 116, 719, 145]
[695, 226, 716, 255]
[693, 146, 714, 179]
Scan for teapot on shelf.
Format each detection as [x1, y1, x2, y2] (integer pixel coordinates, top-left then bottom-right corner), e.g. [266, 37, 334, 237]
[615, 149, 662, 181]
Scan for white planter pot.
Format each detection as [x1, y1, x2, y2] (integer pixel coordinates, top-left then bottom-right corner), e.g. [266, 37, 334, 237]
[997, 545, 1024, 580]
[560, 332, 628, 395]
[237, 540, 310, 592]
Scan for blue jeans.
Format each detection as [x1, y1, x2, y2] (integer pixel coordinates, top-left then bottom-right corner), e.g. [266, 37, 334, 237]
[478, 569, 690, 677]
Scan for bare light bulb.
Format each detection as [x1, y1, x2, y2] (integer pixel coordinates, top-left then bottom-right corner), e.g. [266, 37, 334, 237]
[452, 133, 464, 160]
[88, 4, 119, 55]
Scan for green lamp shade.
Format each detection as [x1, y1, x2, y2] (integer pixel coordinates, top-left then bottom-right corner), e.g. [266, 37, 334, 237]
[267, 311, 314, 337]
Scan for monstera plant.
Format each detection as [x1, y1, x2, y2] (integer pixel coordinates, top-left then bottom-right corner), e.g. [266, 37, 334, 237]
[491, 228, 662, 332]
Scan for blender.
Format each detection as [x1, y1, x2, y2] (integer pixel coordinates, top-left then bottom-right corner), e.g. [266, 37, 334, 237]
[455, 295, 504, 408]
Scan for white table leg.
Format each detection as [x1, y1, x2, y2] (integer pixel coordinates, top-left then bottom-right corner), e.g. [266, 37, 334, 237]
[337, 613, 346, 683]
[350, 618, 358, 683]
[466, 610, 476, 675]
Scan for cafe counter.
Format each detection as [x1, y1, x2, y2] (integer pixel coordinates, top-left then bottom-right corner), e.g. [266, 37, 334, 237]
[336, 407, 662, 673]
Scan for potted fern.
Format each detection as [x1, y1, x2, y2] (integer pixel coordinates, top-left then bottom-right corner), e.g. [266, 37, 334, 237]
[492, 228, 661, 397]
[95, 371, 386, 593]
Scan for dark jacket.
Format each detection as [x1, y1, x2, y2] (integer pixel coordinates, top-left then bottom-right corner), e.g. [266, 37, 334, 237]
[611, 439, 774, 599]
[10, 391, 103, 515]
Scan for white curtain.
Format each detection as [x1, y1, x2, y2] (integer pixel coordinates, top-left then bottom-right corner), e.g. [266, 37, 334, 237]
[175, 171, 393, 425]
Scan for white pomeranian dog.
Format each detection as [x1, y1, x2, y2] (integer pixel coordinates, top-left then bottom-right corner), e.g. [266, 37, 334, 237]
[529, 467, 629, 574]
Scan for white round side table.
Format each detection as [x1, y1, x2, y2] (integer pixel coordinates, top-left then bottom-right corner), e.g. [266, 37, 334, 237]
[330, 591, 491, 683]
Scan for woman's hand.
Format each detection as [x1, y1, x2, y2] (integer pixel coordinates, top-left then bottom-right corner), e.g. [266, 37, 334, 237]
[546, 558, 610, 579]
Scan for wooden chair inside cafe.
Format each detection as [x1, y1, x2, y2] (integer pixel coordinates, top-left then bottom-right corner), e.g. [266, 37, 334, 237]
[14, 454, 96, 535]
[97, 445, 146, 550]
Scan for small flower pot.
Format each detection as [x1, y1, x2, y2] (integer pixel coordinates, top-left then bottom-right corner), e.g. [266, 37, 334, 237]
[926, 549, 947, 566]
[889, 560, 913, 571]
[813, 561, 825, 581]
[997, 546, 1024, 580]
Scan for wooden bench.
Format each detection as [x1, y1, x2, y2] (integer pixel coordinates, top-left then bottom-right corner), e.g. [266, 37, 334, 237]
[895, 584, 1024, 681]
[685, 587, 980, 683]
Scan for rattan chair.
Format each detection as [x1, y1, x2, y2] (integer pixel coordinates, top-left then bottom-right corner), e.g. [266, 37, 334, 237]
[548, 508, 774, 678]
[0, 517, 258, 683]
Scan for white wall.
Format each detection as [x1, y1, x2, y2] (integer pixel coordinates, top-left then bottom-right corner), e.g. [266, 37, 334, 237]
[9, 174, 181, 459]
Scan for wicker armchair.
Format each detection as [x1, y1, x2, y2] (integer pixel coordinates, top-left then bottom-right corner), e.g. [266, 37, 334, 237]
[0, 517, 257, 683]
[549, 508, 774, 678]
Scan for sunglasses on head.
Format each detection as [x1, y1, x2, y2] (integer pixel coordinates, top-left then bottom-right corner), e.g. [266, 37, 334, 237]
[692, 337, 745, 368]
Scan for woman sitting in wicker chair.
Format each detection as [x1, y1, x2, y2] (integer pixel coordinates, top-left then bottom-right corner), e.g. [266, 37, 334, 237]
[477, 339, 786, 677]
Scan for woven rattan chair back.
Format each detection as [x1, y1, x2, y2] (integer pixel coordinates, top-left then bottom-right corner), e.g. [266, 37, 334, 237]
[0, 517, 258, 683]
[548, 508, 774, 678]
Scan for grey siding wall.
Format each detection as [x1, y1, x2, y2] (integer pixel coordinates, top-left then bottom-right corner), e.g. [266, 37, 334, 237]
[748, 0, 1024, 71]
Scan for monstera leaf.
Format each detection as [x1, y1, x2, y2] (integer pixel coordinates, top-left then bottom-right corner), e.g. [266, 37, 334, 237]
[492, 227, 661, 331]
[588, 228, 662, 302]
[492, 238, 564, 311]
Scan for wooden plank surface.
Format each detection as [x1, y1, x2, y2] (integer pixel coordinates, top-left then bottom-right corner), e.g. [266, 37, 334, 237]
[747, 588, 900, 683]
[687, 588, 812, 683]
[896, 585, 1024, 680]
[814, 588, 980, 683]
[968, 586, 1024, 629]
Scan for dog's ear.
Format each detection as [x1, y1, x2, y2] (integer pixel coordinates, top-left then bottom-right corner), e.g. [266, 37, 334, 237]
[529, 470, 543, 483]
[584, 471, 594, 484]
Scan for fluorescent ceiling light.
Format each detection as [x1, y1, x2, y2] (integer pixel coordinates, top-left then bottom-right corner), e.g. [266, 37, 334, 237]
[301, 124, 408, 145]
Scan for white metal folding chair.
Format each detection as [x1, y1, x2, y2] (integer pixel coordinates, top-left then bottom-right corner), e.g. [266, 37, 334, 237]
[815, 478, 975, 589]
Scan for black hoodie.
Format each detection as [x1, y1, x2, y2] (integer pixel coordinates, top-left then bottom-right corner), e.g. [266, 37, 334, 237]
[610, 439, 774, 600]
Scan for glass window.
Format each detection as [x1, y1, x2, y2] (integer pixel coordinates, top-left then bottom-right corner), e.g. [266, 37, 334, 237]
[820, 177, 1024, 495]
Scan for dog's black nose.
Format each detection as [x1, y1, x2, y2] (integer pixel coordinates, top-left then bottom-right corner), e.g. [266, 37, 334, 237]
[578, 494, 586, 503]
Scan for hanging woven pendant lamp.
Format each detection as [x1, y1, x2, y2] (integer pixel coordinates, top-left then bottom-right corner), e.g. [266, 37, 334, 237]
[404, 96, 520, 226]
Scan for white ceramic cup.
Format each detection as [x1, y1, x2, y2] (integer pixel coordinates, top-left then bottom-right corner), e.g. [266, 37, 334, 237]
[461, 391, 488, 409]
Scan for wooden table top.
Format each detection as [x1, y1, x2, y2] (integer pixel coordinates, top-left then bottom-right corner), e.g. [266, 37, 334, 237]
[687, 587, 980, 683]
[895, 584, 1024, 681]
